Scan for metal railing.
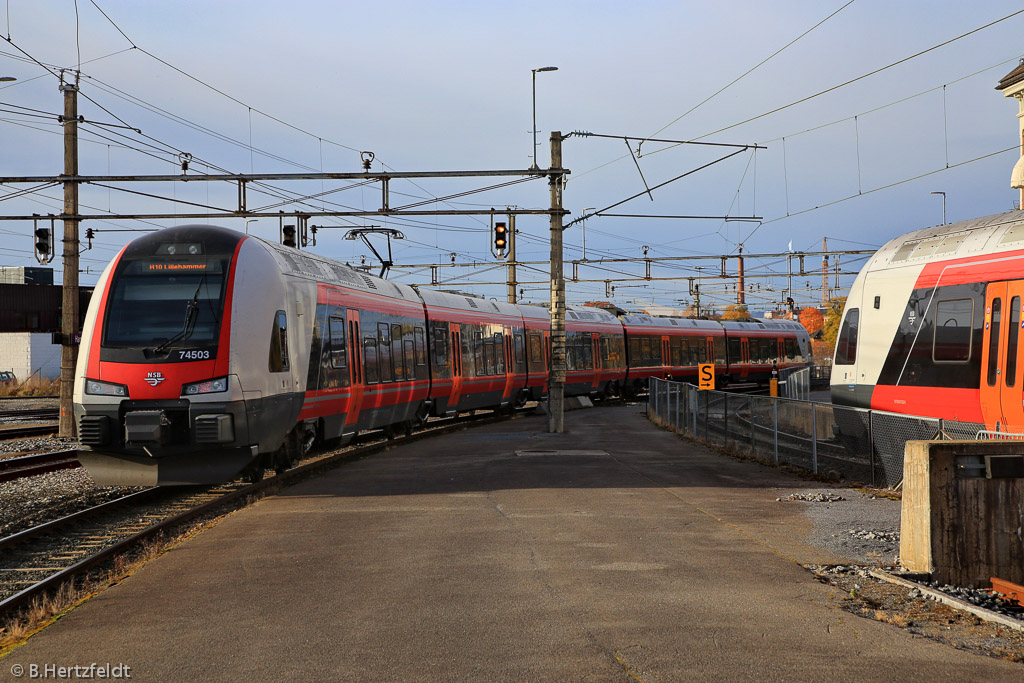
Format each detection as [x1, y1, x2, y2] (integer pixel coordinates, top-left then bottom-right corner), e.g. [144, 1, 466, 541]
[779, 367, 809, 400]
[647, 377, 987, 488]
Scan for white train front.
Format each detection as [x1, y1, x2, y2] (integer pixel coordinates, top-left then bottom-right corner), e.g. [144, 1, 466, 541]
[831, 208, 1024, 432]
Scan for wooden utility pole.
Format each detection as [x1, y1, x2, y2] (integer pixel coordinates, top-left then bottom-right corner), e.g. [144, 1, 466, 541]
[548, 132, 565, 433]
[736, 246, 745, 305]
[506, 213, 517, 304]
[59, 73, 79, 438]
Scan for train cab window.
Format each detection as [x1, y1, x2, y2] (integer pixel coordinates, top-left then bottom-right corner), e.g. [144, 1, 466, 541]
[1007, 297, 1020, 388]
[329, 316, 347, 369]
[363, 337, 379, 384]
[835, 309, 859, 365]
[932, 298, 973, 363]
[987, 299, 1002, 387]
[269, 310, 289, 373]
[377, 323, 393, 382]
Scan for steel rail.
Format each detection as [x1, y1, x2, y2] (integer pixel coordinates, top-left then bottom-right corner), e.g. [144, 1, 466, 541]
[0, 424, 59, 441]
[0, 450, 79, 482]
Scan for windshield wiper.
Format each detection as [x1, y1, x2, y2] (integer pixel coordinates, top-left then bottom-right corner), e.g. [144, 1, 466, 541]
[154, 279, 203, 355]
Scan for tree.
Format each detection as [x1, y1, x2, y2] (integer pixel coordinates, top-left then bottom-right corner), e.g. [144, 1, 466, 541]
[798, 307, 824, 336]
[819, 296, 847, 350]
[720, 304, 749, 320]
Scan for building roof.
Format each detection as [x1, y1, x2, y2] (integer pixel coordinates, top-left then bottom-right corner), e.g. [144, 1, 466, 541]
[996, 61, 1024, 91]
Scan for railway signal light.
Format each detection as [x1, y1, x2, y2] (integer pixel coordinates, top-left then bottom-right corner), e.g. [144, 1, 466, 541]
[282, 224, 296, 248]
[33, 225, 53, 264]
[494, 221, 507, 254]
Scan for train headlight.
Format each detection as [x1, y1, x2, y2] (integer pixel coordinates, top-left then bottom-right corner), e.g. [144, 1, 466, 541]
[182, 376, 228, 396]
[85, 378, 129, 397]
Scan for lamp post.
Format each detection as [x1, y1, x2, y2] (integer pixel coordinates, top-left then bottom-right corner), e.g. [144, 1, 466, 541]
[930, 191, 946, 225]
[0, 77, 16, 83]
[530, 66, 558, 170]
[245, 219, 257, 234]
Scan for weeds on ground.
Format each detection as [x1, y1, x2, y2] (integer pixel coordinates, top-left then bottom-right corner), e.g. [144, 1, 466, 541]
[0, 378, 60, 398]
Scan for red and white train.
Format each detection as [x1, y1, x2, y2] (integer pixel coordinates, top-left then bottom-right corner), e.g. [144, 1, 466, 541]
[831, 209, 1024, 432]
[75, 224, 811, 485]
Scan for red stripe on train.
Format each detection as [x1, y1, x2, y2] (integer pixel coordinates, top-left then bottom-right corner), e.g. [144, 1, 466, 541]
[870, 385, 983, 423]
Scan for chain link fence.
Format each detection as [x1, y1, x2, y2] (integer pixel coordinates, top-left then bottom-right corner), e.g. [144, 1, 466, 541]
[647, 377, 987, 488]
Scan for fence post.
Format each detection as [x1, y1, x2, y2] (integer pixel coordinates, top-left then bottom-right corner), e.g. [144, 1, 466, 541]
[868, 411, 875, 487]
[693, 387, 698, 436]
[811, 402, 818, 474]
[773, 397, 779, 465]
[723, 392, 729, 448]
[750, 397, 756, 452]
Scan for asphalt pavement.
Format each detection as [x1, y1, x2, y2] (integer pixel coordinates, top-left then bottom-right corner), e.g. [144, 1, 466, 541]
[3, 404, 1021, 681]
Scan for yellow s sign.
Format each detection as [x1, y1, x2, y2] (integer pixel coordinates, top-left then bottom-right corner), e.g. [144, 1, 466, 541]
[698, 363, 715, 390]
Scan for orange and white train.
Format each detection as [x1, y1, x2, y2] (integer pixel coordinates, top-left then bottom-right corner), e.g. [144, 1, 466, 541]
[831, 209, 1024, 432]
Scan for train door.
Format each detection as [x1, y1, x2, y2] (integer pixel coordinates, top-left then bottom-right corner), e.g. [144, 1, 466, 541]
[740, 338, 750, 379]
[345, 310, 363, 427]
[449, 323, 463, 408]
[502, 327, 515, 400]
[981, 282, 1024, 431]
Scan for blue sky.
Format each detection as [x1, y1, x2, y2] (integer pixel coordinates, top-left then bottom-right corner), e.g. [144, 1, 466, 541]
[2, 1, 1024, 313]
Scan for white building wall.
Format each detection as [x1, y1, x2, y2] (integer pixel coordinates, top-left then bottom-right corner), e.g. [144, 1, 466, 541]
[0, 332, 62, 382]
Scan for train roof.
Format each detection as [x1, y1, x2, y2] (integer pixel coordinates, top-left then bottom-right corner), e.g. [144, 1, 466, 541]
[619, 314, 722, 331]
[719, 318, 805, 333]
[417, 288, 522, 317]
[253, 237, 421, 304]
[863, 209, 1024, 273]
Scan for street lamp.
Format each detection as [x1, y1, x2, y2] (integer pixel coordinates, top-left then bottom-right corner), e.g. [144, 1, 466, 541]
[0, 77, 16, 83]
[930, 191, 946, 225]
[530, 66, 558, 170]
[245, 219, 257, 234]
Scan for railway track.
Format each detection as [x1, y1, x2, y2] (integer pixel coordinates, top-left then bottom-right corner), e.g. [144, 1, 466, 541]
[0, 450, 80, 483]
[0, 408, 59, 421]
[0, 405, 538, 620]
[0, 424, 59, 440]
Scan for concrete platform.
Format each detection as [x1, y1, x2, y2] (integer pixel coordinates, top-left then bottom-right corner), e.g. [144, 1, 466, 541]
[4, 405, 1022, 681]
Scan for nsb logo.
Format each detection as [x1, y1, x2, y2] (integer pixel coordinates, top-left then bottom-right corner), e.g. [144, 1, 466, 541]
[144, 371, 166, 387]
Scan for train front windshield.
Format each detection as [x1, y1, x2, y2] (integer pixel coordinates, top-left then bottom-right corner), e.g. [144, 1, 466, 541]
[102, 258, 228, 349]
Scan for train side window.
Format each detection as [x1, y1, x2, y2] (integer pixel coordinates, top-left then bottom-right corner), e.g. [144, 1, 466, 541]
[514, 332, 525, 367]
[835, 309, 859, 365]
[377, 323, 393, 382]
[433, 324, 449, 367]
[269, 310, 289, 373]
[987, 298, 1002, 387]
[785, 338, 800, 362]
[403, 339, 415, 380]
[329, 315, 347, 369]
[414, 327, 427, 367]
[528, 332, 542, 366]
[391, 323, 404, 381]
[363, 337, 379, 384]
[932, 298, 973, 363]
[494, 332, 505, 374]
[1007, 297, 1020, 387]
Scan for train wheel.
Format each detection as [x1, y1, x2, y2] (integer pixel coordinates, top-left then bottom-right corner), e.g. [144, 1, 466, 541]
[243, 461, 264, 484]
[403, 420, 414, 437]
